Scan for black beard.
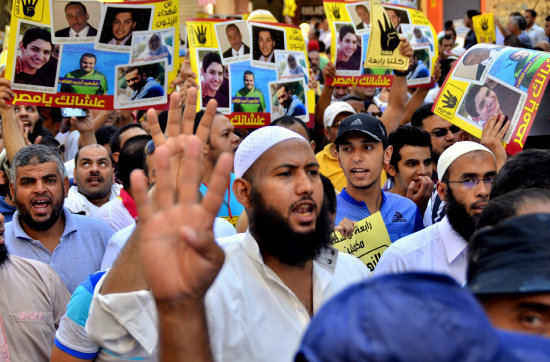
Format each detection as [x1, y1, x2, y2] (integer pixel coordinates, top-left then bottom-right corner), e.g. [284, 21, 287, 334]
[0, 244, 9, 267]
[248, 187, 332, 268]
[15, 195, 65, 232]
[445, 187, 478, 242]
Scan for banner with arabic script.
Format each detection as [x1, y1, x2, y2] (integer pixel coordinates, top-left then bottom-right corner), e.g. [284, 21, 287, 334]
[330, 212, 391, 273]
[433, 44, 550, 155]
[187, 18, 314, 129]
[324, 0, 437, 88]
[5, 0, 179, 110]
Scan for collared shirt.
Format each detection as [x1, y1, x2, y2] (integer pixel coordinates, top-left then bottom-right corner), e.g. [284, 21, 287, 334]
[85, 231, 369, 361]
[336, 188, 424, 242]
[232, 44, 245, 57]
[315, 143, 346, 192]
[259, 52, 274, 62]
[70, 25, 90, 38]
[65, 183, 122, 216]
[0, 255, 70, 361]
[526, 23, 546, 46]
[5, 208, 114, 293]
[373, 216, 467, 284]
[108, 33, 132, 46]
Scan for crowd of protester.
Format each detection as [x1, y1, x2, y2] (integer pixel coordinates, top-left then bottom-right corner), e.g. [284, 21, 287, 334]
[0, 5, 550, 362]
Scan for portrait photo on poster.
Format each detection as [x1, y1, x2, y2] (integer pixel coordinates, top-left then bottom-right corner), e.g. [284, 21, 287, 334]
[96, 4, 153, 52]
[131, 28, 175, 71]
[115, 59, 167, 109]
[346, 2, 371, 35]
[58, 43, 128, 96]
[407, 46, 431, 85]
[250, 24, 286, 69]
[12, 20, 60, 93]
[488, 47, 550, 93]
[334, 22, 362, 74]
[275, 50, 308, 83]
[452, 44, 504, 85]
[198, 48, 230, 112]
[214, 20, 251, 65]
[457, 75, 525, 141]
[230, 60, 274, 113]
[51, 0, 101, 44]
[400, 24, 434, 55]
[381, 5, 410, 34]
[268, 78, 308, 122]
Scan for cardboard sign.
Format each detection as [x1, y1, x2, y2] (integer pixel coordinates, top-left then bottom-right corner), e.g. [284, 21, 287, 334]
[472, 13, 496, 44]
[187, 18, 314, 128]
[331, 211, 391, 272]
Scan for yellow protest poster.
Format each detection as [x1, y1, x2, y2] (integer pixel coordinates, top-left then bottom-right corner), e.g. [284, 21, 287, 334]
[365, 0, 409, 71]
[331, 212, 391, 273]
[472, 13, 495, 44]
[434, 44, 550, 155]
[187, 18, 314, 129]
[5, 0, 179, 110]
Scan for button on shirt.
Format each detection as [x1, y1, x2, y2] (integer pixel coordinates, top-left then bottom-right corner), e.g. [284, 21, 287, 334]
[373, 216, 467, 284]
[336, 188, 424, 242]
[85, 231, 369, 361]
[5, 207, 114, 293]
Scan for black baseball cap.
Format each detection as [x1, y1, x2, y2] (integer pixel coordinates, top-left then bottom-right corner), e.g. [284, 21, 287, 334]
[467, 213, 550, 295]
[334, 113, 388, 147]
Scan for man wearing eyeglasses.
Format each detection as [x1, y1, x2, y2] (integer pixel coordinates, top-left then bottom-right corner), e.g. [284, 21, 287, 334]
[374, 141, 497, 284]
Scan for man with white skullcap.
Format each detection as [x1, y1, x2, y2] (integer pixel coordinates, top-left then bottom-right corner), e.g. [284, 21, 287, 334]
[374, 141, 497, 284]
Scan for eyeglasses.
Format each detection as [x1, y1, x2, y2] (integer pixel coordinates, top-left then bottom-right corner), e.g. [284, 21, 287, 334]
[430, 125, 461, 138]
[443, 176, 494, 189]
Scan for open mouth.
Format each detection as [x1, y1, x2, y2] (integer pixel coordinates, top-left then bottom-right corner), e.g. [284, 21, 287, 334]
[351, 168, 368, 175]
[86, 176, 104, 186]
[291, 200, 316, 223]
[32, 198, 51, 213]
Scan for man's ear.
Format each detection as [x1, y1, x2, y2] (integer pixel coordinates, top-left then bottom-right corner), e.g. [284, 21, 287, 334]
[310, 140, 316, 151]
[113, 152, 119, 163]
[385, 162, 397, 177]
[383, 145, 393, 165]
[63, 176, 70, 198]
[233, 178, 252, 209]
[436, 181, 447, 202]
[9, 182, 15, 201]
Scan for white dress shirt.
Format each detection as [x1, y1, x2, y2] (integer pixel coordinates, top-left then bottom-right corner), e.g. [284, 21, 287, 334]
[232, 44, 245, 57]
[373, 216, 467, 284]
[70, 25, 90, 38]
[86, 231, 369, 361]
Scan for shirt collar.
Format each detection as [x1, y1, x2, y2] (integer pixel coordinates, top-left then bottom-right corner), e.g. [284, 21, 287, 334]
[438, 216, 467, 263]
[12, 207, 78, 240]
[340, 188, 387, 208]
[70, 25, 90, 37]
[232, 44, 244, 56]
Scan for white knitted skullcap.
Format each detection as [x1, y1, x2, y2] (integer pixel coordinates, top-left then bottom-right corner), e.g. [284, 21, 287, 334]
[437, 141, 496, 181]
[234, 126, 306, 178]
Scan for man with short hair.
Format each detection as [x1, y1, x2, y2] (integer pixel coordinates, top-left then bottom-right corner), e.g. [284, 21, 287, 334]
[125, 67, 164, 100]
[524, 9, 546, 46]
[498, 14, 533, 49]
[256, 28, 276, 62]
[233, 71, 266, 112]
[374, 141, 497, 284]
[355, 4, 370, 30]
[463, 10, 480, 50]
[385, 125, 433, 213]
[222, 24, 250, 58]
[335, 114, 423, 242]
[0, 213, 71, 361]
[468, 212, 550, 336]
[5, 145, 114, 293]
[64, 144, 121, 216]
[277, 84, 306, 117]
[55, 2, 98, 37]
[15, 27, 55, 87]
[85, 126, 369, 361]
[315, 101, 355, 192]
[60, 53, 108, 95]
[108, 9, 136, 46]
[109, 123, 147, 163]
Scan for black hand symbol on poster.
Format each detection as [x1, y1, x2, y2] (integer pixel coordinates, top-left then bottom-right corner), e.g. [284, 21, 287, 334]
[22, 0, 38, 17]
[329, 5, 341, 20]
[379, 14, 400, 52]
[481, 17, 489, 31]
[442, 90, 457, 109]
[195, 25, 207, 45]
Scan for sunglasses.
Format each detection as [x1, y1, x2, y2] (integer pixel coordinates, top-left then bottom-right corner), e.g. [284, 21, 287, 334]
[368, 111, 383, 118]
[430, 125, 461, 138]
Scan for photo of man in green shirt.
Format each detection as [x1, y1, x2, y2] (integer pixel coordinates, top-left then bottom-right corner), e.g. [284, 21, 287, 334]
[233, 71, 266, 112]
[60, 53, 108, 95]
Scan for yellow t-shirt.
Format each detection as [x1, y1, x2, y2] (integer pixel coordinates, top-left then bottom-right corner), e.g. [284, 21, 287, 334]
[316, 143, 347, 192]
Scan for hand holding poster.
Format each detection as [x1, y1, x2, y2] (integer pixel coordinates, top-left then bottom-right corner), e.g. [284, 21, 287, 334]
[187, 18, 314, 128]
[331, 212, 391, 272]
[5, 0, 179, 110]
[472, 13, 496, 44]
[434, 44, 550, 155]
[324, 0, 437, 88]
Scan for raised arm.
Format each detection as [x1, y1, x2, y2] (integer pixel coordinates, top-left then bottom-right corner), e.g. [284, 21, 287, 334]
[0, 75, 26, 163]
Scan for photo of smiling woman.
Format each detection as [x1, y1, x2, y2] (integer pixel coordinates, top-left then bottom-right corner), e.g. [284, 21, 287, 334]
[200, 51, 229, 108]
[336, 25, 362, 71]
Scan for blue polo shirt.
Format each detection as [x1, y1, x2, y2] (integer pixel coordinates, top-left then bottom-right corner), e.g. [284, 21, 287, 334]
[5, 207, 114, 293]
[335, 188, 423, 242]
